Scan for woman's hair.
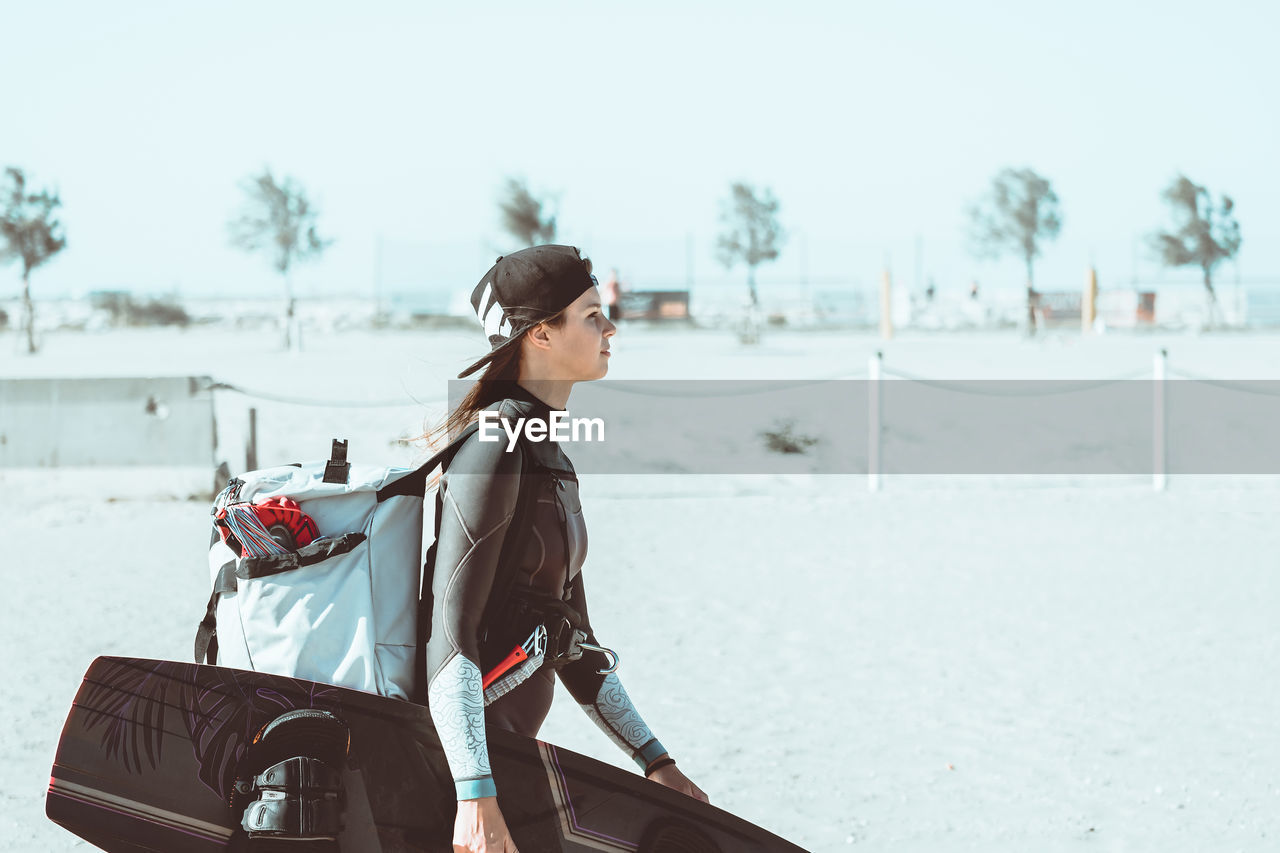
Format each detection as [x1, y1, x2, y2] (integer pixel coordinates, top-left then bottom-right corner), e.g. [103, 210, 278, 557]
[415, 254, 592, 482]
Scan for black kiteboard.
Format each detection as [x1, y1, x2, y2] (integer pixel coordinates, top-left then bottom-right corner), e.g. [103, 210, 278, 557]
[47, 657, 807, 852]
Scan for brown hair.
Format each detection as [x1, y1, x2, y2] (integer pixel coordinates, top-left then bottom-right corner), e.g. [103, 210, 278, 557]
[415, 306, 569, 490]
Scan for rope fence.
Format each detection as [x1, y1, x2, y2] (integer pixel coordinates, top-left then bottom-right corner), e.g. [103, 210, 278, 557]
[201, 379, 443, 409]
[201, 351, 1272, 490]
[1164, 367, 1280, 398]
[878, 365, 1153, 396]
[867, 348, 1279, 492]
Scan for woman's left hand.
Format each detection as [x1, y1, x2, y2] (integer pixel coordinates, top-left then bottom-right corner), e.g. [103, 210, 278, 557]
[647, 763, 709, 804]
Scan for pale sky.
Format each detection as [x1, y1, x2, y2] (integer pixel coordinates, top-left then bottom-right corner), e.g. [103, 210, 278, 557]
[3, 0, 1277, 305]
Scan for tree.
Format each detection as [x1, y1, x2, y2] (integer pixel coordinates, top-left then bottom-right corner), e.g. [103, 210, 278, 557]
[228, 168, 332, 351]
[967, 167, 1062, 333]
[498, 177, 557, 247]
[716, 181, 785, 310]
[1149, 174, 1240, 327]
[0, 167, 67, 354]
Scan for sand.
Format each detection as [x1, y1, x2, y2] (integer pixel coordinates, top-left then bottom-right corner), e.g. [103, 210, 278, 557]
[4, 323, 1278, 852]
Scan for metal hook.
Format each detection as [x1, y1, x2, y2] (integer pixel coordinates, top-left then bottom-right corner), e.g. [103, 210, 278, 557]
[577, 641, 620, 675]
[522, 624, 548, 658]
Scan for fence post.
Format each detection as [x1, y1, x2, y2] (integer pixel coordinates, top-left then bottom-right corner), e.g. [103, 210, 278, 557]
[247, 407, 259, 472]
[1153, 348, 1167, 492]
[1083, 265, 1098, 334]
[879, 269, 894, 340]
[869, 350, 882, 492]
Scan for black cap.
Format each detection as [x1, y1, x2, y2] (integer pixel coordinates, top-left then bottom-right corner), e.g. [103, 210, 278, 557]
[458, 244, 597, 378]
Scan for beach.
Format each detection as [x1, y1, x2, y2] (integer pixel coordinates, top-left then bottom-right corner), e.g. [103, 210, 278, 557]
[4, 324, 1278, 852]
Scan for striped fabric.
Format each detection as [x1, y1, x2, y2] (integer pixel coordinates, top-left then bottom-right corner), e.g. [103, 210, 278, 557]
[482, 652, 545, 706]
[481, 624, 547, 705]
[217, 504, 291, 557]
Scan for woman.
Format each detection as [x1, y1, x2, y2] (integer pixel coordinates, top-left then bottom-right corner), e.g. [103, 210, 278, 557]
[423, 245, 708, 853]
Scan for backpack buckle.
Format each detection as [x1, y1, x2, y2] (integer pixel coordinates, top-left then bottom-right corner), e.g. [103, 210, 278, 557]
[322, 439, 350, 484]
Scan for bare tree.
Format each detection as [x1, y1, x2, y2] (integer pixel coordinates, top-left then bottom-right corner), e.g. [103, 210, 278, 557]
[968, 167, 1062, 333]
[1149, 174, 1240, 327]
[716, 181, 785, 310]
[498, 177, 557, 247]
[228, 168, 332, 351]
[0, 167, 67, 354]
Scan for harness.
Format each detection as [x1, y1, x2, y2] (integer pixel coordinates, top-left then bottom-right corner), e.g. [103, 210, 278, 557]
[476, 457, 621, 696]
[415, 400, 620, 705]
[500, 588, 620, 673]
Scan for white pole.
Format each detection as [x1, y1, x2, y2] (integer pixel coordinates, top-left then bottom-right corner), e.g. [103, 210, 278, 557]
[1154, 348, 1167, 492]
[1083, 265, 1098, 335]
[869, 350, 882, 492]
[879, 268, 894, 340]
[373, 233, 384, 320]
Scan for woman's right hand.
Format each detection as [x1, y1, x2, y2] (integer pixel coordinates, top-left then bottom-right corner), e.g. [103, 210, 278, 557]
[453, 797, 520, 853]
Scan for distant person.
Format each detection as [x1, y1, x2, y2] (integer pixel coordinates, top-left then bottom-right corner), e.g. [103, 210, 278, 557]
[969, 280, 980, 300]
[925, 279, 936, 302]
[602, 267, 622, 322]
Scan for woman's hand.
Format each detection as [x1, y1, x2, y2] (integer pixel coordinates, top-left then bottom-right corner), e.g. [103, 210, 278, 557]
[647, 763, 710, 804]
[453, 797, 520, 853]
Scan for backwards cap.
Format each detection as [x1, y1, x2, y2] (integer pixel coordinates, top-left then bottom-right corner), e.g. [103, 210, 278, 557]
[458, 244, 596, 378]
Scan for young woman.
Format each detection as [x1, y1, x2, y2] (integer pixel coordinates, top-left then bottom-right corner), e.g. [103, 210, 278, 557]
[423, 245, 707, 853]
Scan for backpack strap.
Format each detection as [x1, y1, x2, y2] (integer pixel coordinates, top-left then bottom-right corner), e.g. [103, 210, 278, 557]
[411, 427, 542, 703]
[194, 550, 238, 664]
[375, 422, 483, 503]
[478, 442, 544, 649]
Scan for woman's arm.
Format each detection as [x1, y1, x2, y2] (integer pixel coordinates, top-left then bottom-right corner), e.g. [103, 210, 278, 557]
[555, 572, 669, 771]
[555, 572, 709, 802]
[425, 435, 523, 801]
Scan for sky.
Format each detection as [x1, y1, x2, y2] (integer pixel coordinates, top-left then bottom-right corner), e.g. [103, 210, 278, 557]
[3, 0, 1278, 306]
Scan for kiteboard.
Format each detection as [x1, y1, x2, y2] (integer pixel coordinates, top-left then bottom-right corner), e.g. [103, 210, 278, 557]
[47, 656, 807, 852]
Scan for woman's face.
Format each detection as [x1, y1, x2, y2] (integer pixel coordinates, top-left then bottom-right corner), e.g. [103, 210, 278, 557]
[541, 283, 617, 380]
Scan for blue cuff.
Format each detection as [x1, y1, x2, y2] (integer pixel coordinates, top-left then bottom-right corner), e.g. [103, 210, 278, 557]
[633, 739, 668, 770]
[456, 776, 498, 800]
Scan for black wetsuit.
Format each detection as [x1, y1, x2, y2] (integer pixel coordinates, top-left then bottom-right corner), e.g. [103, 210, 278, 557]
[424, 384, 667, 801]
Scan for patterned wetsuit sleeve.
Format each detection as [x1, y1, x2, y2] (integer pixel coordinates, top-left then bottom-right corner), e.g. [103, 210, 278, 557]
[425, 433, 523, 800]
[557, 571, 668, 771]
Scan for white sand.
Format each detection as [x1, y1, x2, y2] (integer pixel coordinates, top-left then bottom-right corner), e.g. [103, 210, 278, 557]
[3, 324, 1279, 852]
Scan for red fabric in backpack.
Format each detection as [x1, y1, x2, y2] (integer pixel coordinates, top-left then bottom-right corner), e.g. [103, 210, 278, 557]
[250, 496, 319, 551]
[214, 495, 318, 553]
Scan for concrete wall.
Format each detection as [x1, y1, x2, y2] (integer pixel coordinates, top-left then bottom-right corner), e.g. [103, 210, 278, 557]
[0, 376, 215, 467]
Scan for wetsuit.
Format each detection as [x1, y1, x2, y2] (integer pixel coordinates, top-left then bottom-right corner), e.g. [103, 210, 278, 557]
[424, 384, 668, 801]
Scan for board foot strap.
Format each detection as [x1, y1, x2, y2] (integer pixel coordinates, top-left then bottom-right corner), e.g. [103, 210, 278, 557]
[241, 756, 343, 840]
[233, 709, 349, 850]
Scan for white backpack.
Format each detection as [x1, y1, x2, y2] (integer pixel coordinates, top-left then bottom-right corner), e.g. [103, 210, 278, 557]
[194, 435, 475, 700]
